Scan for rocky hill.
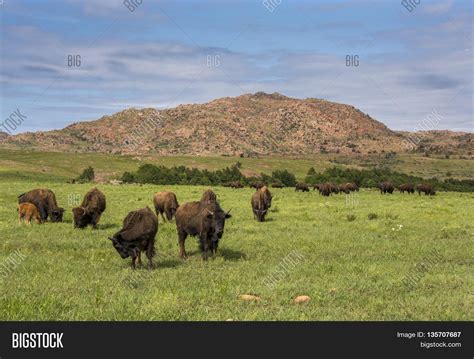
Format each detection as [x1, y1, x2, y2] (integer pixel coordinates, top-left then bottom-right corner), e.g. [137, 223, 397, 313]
[1, 92, 472, 156]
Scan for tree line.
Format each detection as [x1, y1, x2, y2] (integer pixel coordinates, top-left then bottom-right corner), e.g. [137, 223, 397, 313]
[115, 163, 474, 192]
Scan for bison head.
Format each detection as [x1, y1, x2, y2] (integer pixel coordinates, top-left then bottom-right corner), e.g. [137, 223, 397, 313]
[72, 207, 91, 228]
[51, 207, 65, 222]
[108, 236, 137, 259]
[206, 209, 231, 242]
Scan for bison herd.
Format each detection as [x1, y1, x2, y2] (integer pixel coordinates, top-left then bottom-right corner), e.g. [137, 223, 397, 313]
[15, 180, 436, 268]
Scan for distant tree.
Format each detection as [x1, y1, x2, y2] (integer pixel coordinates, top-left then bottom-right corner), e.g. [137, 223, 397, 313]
[76, 166, 95, 183]
[272, 169, 297, 187]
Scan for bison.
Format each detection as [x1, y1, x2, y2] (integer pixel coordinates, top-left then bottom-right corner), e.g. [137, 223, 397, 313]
[317, 183, 334, 196]
[271, 182, 284, 189]
[72, 188, 106, 229]
[251, 186, 272, 222]
[224, 181, 244, 189]
[153, 191, 179, 222]
[18, 203, 42, 225]
[379, 182, 394, 194]
[398, 183, 415, 194]
[175, 201, 231, 260]
[417, 183, 436, 196]
[108, 207, 158, 269]
[200, 189, 217, 204]
[18, 189, 64, 222]
[295, 183, 310, 192]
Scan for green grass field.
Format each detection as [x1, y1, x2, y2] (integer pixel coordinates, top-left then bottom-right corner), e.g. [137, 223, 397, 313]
[1, 178, 473, 320]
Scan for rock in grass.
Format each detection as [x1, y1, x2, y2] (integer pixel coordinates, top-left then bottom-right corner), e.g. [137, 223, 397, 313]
[294, 295, 310, 304]
[239, 294, 261, 301]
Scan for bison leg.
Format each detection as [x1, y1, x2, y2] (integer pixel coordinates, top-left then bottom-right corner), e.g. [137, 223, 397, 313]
[91, 213, 102, 229]
[131, 256, 137, 269]
[178, 231, 187, 259]
[38, 206, 48, 221]
[146, 242, 154, 270]
[200, 236, 209, 261]
[136, 252, 143, 268]
[160, 211, 167, 223]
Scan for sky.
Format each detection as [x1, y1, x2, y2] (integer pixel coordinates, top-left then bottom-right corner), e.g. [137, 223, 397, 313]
[0, 0, 472, 133]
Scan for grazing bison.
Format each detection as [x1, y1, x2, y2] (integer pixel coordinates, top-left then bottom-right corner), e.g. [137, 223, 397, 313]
[317, 183, 337, 196]
[153, 191, 179, 222]
[224, 181, 244, 189]
[295, 183, 310, 192]
[18, 189, 64, 222]
[398, 183, 415, 194]
[251, 186, 272, 222]
[417, 183, 436, 196]
[271, 182, 284, 189]
[175, 201, 231, 260]
[379, 182, 394, 194]
[313, 183, 322, 191]
[200, 189, 217, 204]
[72, 188, 106, 229]
[108, 207, 158, 269]
[18, 203, 42, 225]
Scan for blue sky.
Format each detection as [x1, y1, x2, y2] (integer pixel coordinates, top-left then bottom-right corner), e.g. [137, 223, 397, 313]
[0, 0, 472, 133]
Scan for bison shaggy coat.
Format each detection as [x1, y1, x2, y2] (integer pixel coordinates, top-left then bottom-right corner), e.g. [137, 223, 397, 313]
[18, 203, 43, 225]
[251, 186, 272, 222]
[18, 188, 64, 222]
[73, 188, 106, 229]
[175, 201, 231, 260]
[109, 207, 158, 269]
[200, 189, 217, 204]
[153, 191, 179, 222]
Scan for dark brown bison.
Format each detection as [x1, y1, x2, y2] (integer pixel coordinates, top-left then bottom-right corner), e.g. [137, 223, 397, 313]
[313, 183, 322, 191]
[398, 183, 415, 194]
[200, 189, 217, 204]
[175, 201, 231, 260]
[108, 207, 158, 269]
[379, 182, 394, 194]
[18, 203, 43, 225]
[223, 181, 244, 189]
[72, 188, 106, 229]
[295, 183, 310, 192]
[18, 189, 64, 222]
[153, 191, 179, 222]
[271, 182, 284, 188]
[417, 183, 436, 196]
[251, 186, 272, 222]
[318, 183, 338, 196]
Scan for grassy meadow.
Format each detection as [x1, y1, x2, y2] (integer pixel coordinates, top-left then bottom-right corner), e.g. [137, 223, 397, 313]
[0, 178, 473, 320]
[0, 149, 472, 320]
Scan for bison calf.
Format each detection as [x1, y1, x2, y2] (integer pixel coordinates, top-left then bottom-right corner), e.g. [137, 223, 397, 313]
[73, 188, 106, 229]
[108, 207, 158, 269]
[18, 203, 43, 225]
[175, 201, 231, 260]
[153, 191, 179, 222]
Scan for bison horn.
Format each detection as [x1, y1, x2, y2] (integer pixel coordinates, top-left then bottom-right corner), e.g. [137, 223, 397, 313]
[108, 237, 115, 241]
[226, 208, 232, 215]
[207, 209, 214, 216]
